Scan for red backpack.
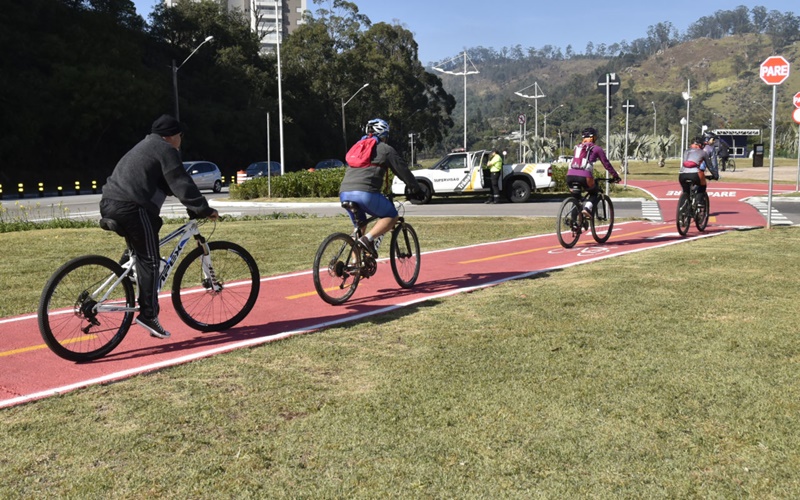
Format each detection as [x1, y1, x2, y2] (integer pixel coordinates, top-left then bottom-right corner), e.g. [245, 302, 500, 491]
[345, 134, 379, 167]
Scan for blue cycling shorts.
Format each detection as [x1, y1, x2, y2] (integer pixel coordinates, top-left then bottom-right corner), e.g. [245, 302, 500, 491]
[339, 191, 398, 226]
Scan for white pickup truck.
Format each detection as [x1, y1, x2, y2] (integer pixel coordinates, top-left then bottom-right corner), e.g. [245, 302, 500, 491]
[391, 149, 554, 204]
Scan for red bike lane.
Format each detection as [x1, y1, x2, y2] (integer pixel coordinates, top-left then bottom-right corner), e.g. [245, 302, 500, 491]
[0, 180, 774, 409]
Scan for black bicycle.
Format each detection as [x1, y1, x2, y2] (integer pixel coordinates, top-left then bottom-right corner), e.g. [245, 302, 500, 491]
[556, 178, 616, 249]
[312, 197, 420, 305]
[676, 180, 709, 236]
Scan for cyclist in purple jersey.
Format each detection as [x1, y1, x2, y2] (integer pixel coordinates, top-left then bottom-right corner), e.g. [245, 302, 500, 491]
[565, 127, 621, 217]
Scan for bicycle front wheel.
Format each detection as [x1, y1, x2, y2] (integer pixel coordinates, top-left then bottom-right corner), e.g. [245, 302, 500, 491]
[728, 158, 736, 172]
[390, 222, 421, 288]
[313, 233, 361, 305]
[676, 192, 691, 236]
[695, 192, 710, 231]
[556, 197, 582, 248]
[38, 255, 135, 362]
[172, 241, 260, 332]
[591, 194, 615, 244]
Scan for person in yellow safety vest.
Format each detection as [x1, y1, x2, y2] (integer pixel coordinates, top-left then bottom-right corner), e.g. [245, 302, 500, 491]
[485, 149, 503, 204]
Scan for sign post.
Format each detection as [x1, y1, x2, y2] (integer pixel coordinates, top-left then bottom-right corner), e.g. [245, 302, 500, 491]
[597, 73, 620, 194]
[793, 107, 800, 192]
[760, 55, 790, 228]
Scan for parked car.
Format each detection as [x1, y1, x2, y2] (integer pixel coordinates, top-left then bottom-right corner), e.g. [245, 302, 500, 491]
[308, 159, 345, 171]
[556, 155, 573, 164]
[244, 160, 282, 179]
[183, 161, 223, 193]
[390, 149, 554, 204]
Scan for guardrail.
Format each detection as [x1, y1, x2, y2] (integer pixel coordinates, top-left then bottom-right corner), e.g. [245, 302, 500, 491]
[2, 175, 240, 200]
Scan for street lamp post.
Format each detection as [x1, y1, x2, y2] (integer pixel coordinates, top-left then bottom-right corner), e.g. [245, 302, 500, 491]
[433, 51, 479, 150]
[341, 83, 370, 155]
[651, 101, 657, 136]
[171, 35, 214, 121]
[622, 100, 635, 186]
[682, 79, 691, 153]
[542, 104, 564, 145]
[514, 82, 546, 162]
[680, 117, 687, 157]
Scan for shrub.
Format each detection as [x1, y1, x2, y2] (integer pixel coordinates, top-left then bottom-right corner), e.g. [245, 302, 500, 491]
[230, 168, 346, 199]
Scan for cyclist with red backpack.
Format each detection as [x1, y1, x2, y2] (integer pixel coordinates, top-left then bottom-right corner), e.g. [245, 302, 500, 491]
[339, 118, 423, 256]
[566, 127, 621, 217]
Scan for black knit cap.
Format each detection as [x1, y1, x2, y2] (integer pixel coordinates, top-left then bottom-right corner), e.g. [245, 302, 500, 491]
[151, 114, 186, 136]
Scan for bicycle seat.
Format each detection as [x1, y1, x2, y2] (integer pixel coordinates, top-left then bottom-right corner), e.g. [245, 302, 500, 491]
[567, 182, 583, 196]
[99, 218, 127, 237]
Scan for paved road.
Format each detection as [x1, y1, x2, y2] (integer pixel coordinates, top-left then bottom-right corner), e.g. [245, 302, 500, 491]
[0, 190, 660, 221]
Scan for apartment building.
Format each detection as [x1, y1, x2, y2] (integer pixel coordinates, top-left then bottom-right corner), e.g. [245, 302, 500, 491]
[165, 0, 308, 53]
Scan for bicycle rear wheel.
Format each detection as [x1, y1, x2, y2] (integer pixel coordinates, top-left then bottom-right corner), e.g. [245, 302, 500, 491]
[695, 192, 710, 231]
[591, 194, 615, 244]
[390, 222, 421, 288]
[556, 197, 581, 248]
[172, 241, 260, 332]
[38, 255, 135, 362]
[313, 233, 361, 305]
[728, 158, 736, 172]
[676, 192, 691, 236]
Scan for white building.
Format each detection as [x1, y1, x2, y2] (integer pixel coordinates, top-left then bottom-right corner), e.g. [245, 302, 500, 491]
[164, 0, 308, 53]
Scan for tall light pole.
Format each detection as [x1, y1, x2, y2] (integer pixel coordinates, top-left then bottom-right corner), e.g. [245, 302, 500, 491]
[341, 83, 370, 154]
[172, 35, 213, 121]
[623, 100, 635, 186]
[680, 117, 687, 157]
[514, 82, 546, 162]
[682, 79, 692, 152]
[542, 104, 564, 144]
[651, 101, 657, 136]
[433, 51, 479, 150]
[275, 0, 285, 174]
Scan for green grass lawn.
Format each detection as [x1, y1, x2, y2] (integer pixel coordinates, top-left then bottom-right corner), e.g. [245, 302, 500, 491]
[3, 214, 800, 496]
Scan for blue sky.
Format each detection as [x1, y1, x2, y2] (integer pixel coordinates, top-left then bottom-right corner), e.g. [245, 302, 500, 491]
[132, 0, 798, 64]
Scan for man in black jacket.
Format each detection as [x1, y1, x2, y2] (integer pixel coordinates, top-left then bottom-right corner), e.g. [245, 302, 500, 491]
[100, 114, 218, 339]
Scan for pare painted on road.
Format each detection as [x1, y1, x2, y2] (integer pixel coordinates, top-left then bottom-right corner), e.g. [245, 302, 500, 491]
[666, 190, 738, 197]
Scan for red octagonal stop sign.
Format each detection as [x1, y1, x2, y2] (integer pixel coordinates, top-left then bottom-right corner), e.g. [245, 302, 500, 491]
[760, 55, 790, 85]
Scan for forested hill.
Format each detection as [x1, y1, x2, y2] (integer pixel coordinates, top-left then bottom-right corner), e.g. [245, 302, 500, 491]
[430, 5, 800, 155]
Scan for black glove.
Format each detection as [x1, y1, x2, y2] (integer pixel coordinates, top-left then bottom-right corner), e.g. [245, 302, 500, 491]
[409, 186, 423, 199]
[612, 175, 621, 183]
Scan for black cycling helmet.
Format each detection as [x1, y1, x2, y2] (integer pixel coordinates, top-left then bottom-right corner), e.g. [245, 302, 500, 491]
[581, 127, 598, 138]
[692, 136, 705, 146]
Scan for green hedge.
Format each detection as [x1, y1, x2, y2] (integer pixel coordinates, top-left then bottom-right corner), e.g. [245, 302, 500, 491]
[230, 168, 347, 199]
[229, 164, 616, 200]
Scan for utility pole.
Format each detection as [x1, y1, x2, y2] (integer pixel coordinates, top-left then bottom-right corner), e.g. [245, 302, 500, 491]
[623, 100, 635, 187]
[514, 82, 546, 162]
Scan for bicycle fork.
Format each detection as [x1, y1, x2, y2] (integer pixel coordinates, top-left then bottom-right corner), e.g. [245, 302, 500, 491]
[195, 236, 223, 293]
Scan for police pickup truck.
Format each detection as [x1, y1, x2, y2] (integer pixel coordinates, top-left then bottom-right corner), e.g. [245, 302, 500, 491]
[391, 149, 554, 204]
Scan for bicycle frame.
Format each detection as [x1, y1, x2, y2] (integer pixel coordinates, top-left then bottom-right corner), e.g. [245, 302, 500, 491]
[95, 219, 213, 314]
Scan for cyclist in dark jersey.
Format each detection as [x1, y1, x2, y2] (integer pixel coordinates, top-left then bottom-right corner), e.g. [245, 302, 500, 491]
[339, 118, 422, 256]
[680, 136, 713, 196]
